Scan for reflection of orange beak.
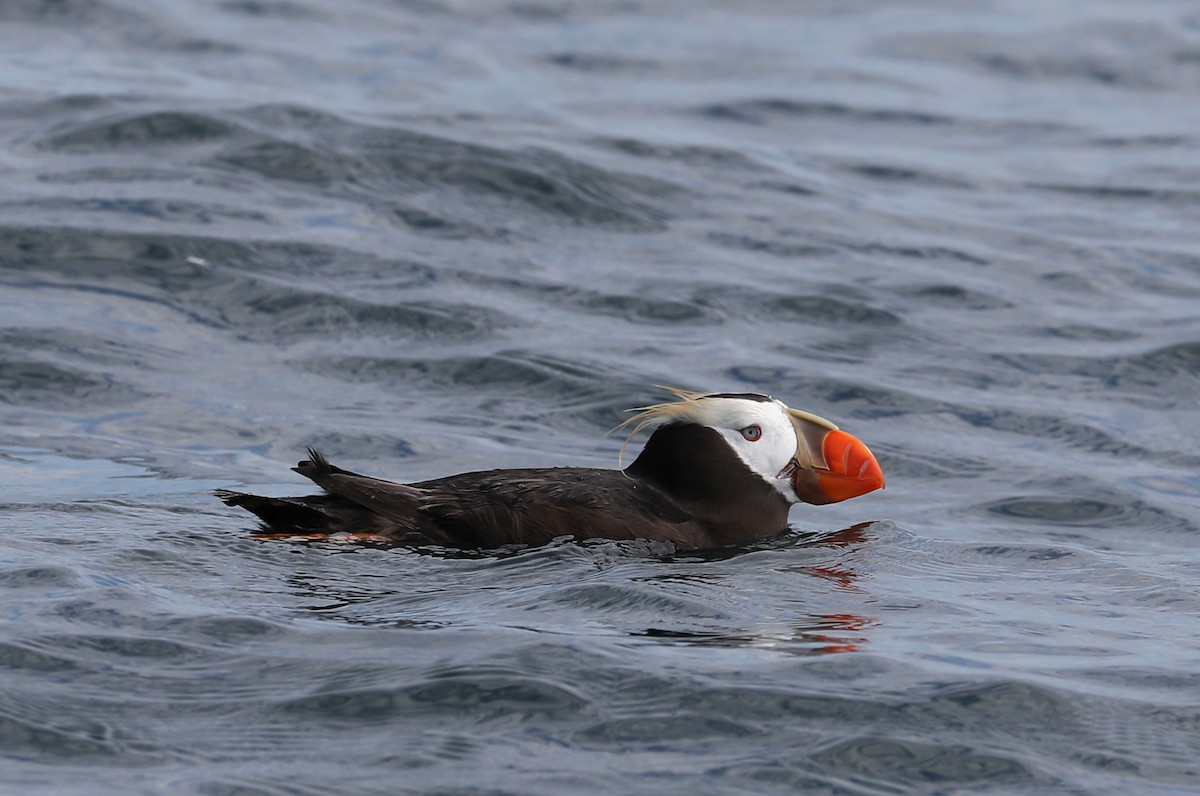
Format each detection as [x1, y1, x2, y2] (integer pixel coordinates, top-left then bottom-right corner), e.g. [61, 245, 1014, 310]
[791, 429, 885, 505]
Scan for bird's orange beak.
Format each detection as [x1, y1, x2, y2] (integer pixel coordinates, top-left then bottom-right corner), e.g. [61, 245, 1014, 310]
[788, 424, 885, 506]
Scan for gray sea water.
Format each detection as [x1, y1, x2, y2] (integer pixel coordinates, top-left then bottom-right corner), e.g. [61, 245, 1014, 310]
[2, 1, 1200, 793]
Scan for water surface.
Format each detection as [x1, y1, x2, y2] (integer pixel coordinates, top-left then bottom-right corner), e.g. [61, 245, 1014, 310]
[2, 1, 1199, 793]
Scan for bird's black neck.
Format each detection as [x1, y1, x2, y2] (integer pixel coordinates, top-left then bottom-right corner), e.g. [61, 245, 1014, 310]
[625, 423, 790, 545]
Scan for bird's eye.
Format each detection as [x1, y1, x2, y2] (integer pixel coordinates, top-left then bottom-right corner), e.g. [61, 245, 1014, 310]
[740, 424, 762, 442]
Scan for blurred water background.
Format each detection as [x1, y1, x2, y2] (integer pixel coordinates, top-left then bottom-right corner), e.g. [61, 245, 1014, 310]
[2, 1, 1199, 793]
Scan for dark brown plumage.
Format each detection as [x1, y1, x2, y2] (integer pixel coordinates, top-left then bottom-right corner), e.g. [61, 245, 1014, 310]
[215, 390, 885, 551]
[217, 426, 789, 551]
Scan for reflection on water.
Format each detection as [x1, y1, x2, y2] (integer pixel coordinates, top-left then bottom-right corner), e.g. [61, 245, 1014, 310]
[268, 523, 880, 656]
[635, 612, 873, 657]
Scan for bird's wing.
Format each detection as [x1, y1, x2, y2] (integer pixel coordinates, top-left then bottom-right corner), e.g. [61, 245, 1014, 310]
[293, 454, 701, 547]
[293, 448, 425, 524]
[412, 468, 698, 547]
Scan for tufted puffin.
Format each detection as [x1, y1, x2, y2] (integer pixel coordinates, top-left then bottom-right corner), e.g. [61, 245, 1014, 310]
[216, 388, 884, 551]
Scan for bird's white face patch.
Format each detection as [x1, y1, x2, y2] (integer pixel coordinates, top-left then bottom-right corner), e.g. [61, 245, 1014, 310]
[620, 388, 841, 504]
[696, 397, 804, 502]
